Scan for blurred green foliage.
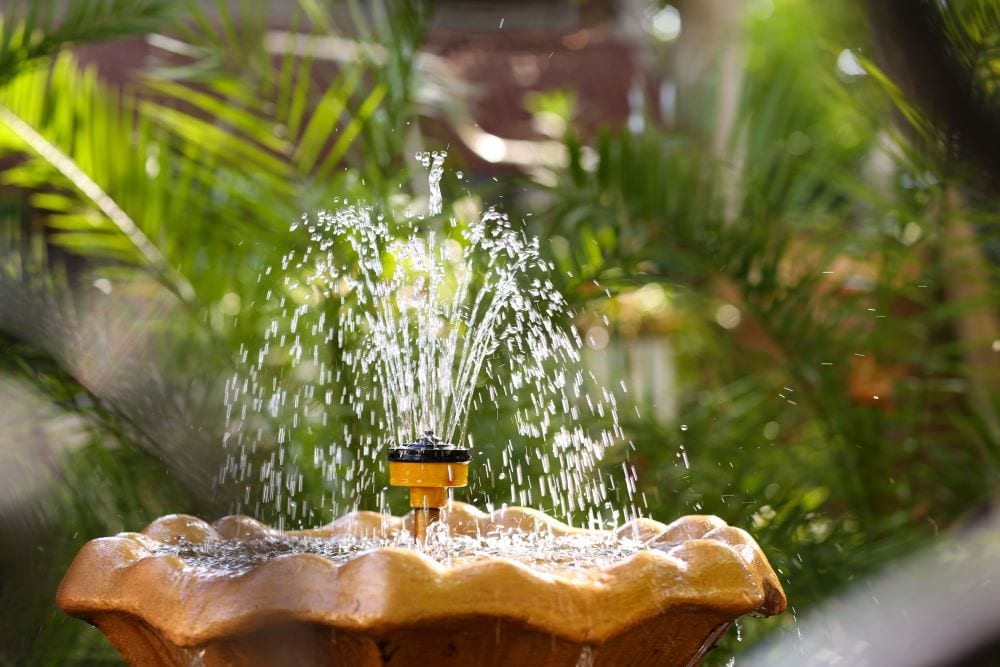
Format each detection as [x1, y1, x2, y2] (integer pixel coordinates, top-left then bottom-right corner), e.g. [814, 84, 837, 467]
[0, 0, 997, 664]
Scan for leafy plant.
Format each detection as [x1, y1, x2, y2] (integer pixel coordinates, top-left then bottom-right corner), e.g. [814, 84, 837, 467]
[533, 1, 998, 662]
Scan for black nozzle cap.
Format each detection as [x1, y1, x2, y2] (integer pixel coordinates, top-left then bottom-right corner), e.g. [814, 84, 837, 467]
[388, 431, 471, 463]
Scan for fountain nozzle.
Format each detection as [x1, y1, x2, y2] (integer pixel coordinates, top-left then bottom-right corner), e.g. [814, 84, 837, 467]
[388, 431, 470, 541]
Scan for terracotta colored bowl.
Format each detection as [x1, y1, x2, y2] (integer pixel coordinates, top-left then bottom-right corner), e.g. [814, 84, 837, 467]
[57, 502, 785, 666]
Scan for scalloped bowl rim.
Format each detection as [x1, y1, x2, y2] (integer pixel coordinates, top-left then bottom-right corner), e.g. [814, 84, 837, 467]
[57, 502, 786, 647]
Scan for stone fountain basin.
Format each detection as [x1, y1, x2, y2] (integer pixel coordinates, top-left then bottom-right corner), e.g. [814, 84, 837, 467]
[57, 501, 785, 666]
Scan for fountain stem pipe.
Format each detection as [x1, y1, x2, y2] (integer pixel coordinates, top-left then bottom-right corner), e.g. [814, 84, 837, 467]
[388, 432, 470, 542]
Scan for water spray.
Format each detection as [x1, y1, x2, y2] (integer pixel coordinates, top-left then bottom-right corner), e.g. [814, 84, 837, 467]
[388, 431, 470, 541]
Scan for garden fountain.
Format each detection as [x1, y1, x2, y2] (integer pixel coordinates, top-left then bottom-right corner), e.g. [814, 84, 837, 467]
[57, 154, 785, 665]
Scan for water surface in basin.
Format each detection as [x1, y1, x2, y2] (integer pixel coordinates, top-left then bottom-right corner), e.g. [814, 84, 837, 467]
[154, 529, 647, 576]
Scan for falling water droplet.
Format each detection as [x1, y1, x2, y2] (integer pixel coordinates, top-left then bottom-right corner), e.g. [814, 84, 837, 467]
[427, 151, 445, 216]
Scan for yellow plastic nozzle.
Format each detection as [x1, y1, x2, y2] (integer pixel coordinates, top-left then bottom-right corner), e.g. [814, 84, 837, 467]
[389, 461, 469, 509]
[387, 433, 471, 541]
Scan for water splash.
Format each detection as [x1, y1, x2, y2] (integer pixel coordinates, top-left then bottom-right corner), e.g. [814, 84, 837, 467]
[155, 529, 646, 577]
[422, 151, 445, 216]
[220, 153, 632, 529]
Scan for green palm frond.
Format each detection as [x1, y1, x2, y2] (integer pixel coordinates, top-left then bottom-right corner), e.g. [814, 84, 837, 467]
[0, 0, 174, 85]
[934, 0, 1000, 100]
[140, 0, 429, 211]
[0, 52, 199, 301]
[0, 0, 433, 315]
